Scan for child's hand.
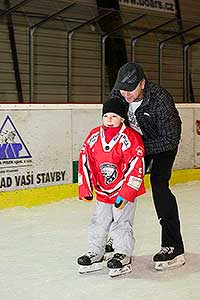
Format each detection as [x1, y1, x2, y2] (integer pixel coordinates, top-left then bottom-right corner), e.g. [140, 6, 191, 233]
[81, 196, 93, 202]
[114, 195, 128, 209]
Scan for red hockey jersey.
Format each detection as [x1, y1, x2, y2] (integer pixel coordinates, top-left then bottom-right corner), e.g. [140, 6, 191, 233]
[78, 123, 145, 204]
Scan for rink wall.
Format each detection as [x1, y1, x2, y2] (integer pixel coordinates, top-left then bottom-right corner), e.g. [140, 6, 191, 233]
[0, 103, 200, 209]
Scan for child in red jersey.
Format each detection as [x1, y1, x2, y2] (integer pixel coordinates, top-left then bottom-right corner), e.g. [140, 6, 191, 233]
[77, 97, 145, 277]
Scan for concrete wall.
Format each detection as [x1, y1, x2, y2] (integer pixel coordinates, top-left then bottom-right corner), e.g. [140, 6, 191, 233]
[0, 103, 199, 192]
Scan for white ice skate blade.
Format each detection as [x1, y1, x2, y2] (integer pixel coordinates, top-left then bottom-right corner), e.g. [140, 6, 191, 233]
[79, 262, 104, 274]
[154, 254, 185, 271]
[109, 264, 132, 278]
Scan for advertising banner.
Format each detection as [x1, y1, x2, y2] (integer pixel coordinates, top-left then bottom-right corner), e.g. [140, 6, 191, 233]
[0, 108, 72, 191]
[119, 0, 176, 14]
[174, 107, 194, 170]
[72, 107, 102, 162]
[0, 103, 199, 193]
[194, 109, 200, 167]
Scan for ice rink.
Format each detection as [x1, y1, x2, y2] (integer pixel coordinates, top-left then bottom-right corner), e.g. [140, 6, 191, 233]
[0, 181, 200, 300]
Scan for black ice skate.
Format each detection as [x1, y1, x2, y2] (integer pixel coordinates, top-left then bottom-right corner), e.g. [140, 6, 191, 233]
[77, 251, 104, 274]
[104, 237, 114, 261]
[107, 253, 132, 277]
[153, 247, 185, 271]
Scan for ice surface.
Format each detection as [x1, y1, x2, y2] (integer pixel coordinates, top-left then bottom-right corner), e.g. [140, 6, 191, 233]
[0, 181, 199, 300]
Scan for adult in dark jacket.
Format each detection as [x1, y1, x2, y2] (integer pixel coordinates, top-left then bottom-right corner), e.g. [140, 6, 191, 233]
[110, 61, 185, 271]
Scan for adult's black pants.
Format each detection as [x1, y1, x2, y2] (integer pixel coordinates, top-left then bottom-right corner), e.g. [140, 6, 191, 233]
[145, 148, 184, 251]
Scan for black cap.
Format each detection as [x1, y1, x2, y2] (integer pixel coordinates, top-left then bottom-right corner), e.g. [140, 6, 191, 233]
[114, 62, 145, 91]
[102, 97, 127, 120]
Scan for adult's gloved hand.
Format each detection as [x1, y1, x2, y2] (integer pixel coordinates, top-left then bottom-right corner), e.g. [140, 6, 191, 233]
[114, 195, 128, 209]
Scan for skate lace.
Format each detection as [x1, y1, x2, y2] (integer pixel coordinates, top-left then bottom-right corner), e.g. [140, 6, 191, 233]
[113, 253, 126, 260]
[106, 238, 113, 247]
[86, 251, 98, 259]
[159, 247, 174, 254]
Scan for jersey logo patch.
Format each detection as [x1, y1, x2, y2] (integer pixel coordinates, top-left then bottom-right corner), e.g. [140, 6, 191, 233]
[100, 163, 117, 185]
[120, 134, 131, 151]
[78, 173, 83, 185]
[127, 176, 142, 191]
[87, 132, 99, 148]
[136, 146, 144, 156]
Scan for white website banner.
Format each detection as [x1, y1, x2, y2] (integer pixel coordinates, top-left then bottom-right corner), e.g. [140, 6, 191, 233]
[119, 0, 176, 14]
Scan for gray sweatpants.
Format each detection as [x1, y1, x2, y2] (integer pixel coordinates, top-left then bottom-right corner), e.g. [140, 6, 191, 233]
[88, 199, 137, 257]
